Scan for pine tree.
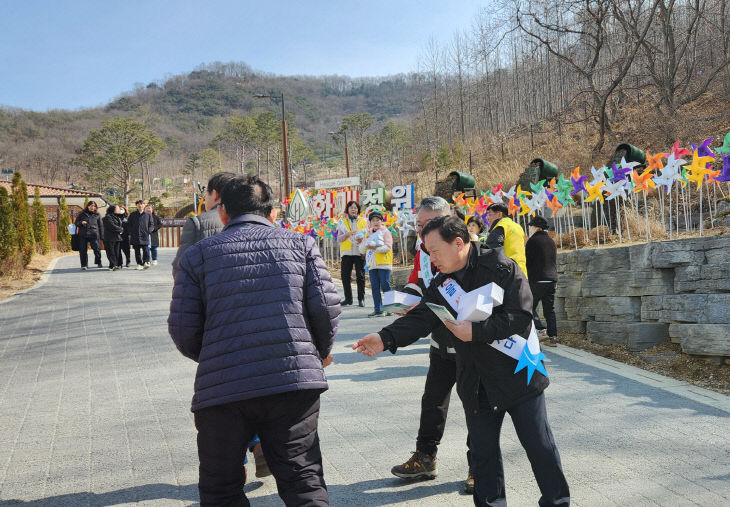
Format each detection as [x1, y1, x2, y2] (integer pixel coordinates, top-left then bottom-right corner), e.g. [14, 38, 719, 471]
[0, 186, 17, 262]
[83, 195, 89, 209]
[11, 172, 35, 266]
[57, 195, 72, 252]
[31, 187, 51, 254]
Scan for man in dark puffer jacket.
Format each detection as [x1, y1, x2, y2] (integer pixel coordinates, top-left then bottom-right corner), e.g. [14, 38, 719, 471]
[169, 174, 341, 506]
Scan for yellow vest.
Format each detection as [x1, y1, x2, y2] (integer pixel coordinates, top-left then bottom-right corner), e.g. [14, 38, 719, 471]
[495, 217, 528, 277]
[374, 249, 393, 267]
[340, 216, 368, 252]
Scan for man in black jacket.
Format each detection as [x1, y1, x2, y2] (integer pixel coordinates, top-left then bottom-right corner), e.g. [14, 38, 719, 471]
[525, 215, 558, 346]
[74, 201, 104, 270]
[353, 216, 569, 507]
[127, 199, 154, 270]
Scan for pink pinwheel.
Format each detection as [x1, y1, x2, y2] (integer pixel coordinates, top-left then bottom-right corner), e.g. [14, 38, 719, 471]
[670, 141, 692, 159]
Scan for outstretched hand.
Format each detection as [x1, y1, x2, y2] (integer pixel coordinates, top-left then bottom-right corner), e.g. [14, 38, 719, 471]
[444, 320, 473, 342]
[352, 333, 384, 356]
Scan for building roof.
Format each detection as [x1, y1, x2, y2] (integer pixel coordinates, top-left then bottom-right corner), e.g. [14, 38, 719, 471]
[0, 181, 103, 198]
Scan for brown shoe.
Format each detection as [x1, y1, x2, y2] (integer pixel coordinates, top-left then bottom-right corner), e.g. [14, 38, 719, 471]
[391, 451, 437, 479]
[464, 468, 474, 493]
[543, 336, 558, 347]
[252, 443, 271, 478]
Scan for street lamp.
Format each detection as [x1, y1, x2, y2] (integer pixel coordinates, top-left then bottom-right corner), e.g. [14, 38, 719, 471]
[254, 93, 290, 199]
[328, 130, 350, 178]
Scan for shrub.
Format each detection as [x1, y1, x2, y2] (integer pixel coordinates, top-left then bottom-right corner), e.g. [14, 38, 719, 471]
[57, 195, 72, 252]
[31, 188, 51, 254]
[0, 186, 17, 262]
[11, 172, 34, 266]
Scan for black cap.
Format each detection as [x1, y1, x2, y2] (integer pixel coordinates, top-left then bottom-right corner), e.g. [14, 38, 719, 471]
[528, 215, 549, 229]
[368, 211, 384, 222]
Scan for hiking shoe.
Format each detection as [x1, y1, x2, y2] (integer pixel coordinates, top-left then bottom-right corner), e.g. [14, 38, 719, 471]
[544, 336, 558, 347]
[465, 468, 474, 493]
[391, 451, 437, 480]
[368, 311, 384, 317]
[252, 443, 271, 478]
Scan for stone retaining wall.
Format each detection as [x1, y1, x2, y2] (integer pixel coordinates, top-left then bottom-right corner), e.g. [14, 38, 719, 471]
[555, 235, 730, 356]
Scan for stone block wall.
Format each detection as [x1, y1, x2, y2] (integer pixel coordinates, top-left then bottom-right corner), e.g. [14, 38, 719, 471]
[555, 235, 730, 356]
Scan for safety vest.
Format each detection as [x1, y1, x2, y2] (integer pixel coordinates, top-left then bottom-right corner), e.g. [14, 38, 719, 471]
[495, 217, 528, 277]
[340, 216, 368, 252]
[365, 230, 393, 268]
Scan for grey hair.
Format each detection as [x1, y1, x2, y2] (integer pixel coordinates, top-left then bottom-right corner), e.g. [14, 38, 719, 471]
[417, 196, 450, 215]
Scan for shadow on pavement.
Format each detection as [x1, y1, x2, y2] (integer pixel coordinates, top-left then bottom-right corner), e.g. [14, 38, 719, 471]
[0, 483, 198, 506]
[327, 364, 429, 382]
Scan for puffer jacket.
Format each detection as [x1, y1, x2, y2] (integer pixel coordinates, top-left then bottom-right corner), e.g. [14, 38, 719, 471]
[168, 213, 341, 412]
[171, 205, 224, 272]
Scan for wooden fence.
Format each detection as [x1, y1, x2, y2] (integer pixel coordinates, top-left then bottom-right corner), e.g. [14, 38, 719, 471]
[46, 216, 186, 249]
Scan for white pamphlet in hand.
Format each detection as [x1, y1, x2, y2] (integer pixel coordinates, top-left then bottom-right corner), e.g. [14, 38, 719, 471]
[456, 283, 504, 322]
[426, 303, 458, 324]
[382, 291, 421, 312]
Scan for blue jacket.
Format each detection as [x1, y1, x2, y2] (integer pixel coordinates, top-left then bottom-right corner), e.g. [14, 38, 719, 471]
[168, 214, 341, 411]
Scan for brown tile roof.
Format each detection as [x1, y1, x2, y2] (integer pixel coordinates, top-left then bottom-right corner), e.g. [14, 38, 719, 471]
[0, 181, 103, 197]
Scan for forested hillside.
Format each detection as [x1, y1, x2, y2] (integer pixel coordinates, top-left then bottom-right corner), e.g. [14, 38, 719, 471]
[0, 62, 421, 195]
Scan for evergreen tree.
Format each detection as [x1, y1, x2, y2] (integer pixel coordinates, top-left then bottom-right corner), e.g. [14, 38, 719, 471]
[31, 188, 51, 254]
[11, 172, 34, 266]
[57, 195, 72, 252]
[83, 195, 89, 209]
[0, 186, 17, 262]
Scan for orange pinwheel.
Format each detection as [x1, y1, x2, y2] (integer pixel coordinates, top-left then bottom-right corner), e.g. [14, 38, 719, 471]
[546, 195, 563, 217]
[508, 197, 521, 216]
[547, 177, 558, 193]
[454, 193, 467, 207]
[570, 166, 581, 180]
[631, 169, 656, 193]
[645, 151, 665, 172]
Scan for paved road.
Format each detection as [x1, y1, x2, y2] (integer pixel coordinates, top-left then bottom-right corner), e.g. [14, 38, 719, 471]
[0, 249, 728, 506]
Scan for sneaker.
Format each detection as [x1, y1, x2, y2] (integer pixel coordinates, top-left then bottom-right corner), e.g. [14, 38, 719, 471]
[385, 312, 393, 317]
[125, 262, 130, 267]
[341, 300, 353, 306]
[96, 263, 102, 268]
[143, 262, 151, 269]
[81, 266, 87, 271]
[537, 329, 548, 339]
[358, 300, 365, 307]
[151, 260, 158, 266]
[544, 336, 558, 347]
[368, 311, 384, 317]
[465, 468, 474, 494]
[252, 443, 271, 478]
[136, 265, 144, 270]
[391, 451, 437, 480]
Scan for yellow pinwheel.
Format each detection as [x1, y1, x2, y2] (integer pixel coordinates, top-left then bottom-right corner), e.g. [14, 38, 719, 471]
[584, 180, 606, 203]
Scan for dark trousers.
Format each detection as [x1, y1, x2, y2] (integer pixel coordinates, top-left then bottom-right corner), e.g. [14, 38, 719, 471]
[466, 391, 569, 507]
[120, 239, 130, 265]
[368, 268, 391, 312]
[530, 281, 557, 337]
[194, 389, 328, 507]
[133, 244, 149, 265]
[418, 349, 470, 464]
[340, 255, 365, 304]
[105, 241, 122, 268]
[78, 237, 101, 267]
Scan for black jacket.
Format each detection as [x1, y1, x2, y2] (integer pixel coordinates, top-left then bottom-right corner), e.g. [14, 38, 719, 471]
[525, 230, 558, 282]
[127, 210, 155, 245]
[378, 242, 548, 413]
[102, 214, 124, 243]
[149, 214, 163, 247]
[75, 209, 103, 240]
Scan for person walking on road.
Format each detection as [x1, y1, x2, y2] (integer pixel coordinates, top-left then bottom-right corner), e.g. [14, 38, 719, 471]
[526, 215, 559, 347]
[74, 200, 104, 270]
[145, 203, 163, 266]
[102, 204, 124, 270]
[119, 205, 131, 267]
[172, 171, 235, 274]
[127, 200, 154, 270]
[337, 200, 367, 307]
[169, 174, 341, 506]
[359, 210, 393, 317]
[353, 216, 569, 507]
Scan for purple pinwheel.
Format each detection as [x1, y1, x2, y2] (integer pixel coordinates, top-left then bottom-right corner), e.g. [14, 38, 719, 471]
[331, 229, 339, 241]
[718, 153, 730, 182]
[610, 162, 632, 182]
[570, 173, 588, 196]
[691, 138, 715, 169]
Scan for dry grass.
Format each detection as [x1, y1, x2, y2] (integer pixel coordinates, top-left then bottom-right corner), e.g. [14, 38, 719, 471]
[0, 250, 72, 301]
[558, 333, 730, 395]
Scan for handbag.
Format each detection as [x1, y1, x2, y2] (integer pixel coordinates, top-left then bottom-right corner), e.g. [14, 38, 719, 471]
[71, 233, 80, 252]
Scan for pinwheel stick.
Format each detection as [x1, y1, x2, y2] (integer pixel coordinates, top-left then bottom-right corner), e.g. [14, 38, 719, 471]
[615, 198, 623, 243]
[643, 191, 650, 241]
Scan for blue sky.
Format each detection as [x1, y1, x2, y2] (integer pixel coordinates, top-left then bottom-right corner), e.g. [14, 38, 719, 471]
[0, 0, 486, 111]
